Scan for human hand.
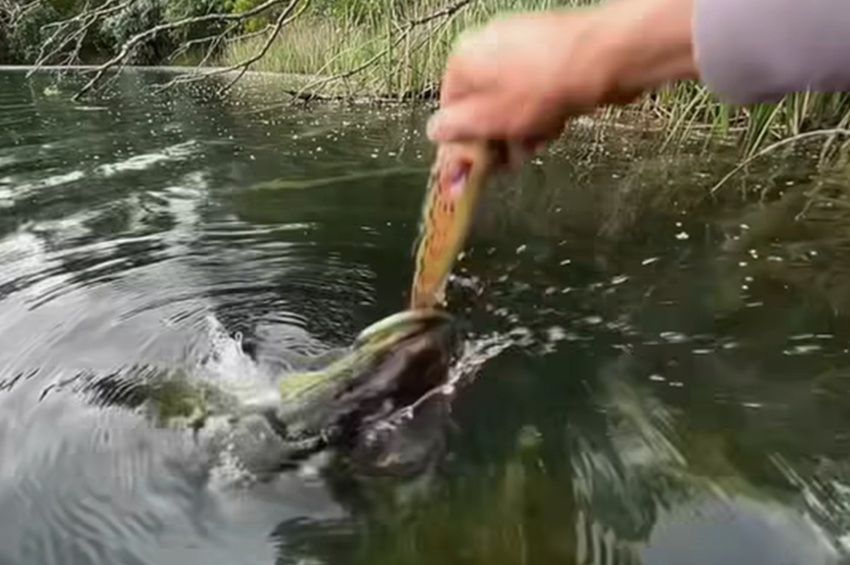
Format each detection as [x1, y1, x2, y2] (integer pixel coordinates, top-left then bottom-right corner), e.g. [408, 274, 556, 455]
[427, 0, 698, 152]
[426, 10, 611, 148]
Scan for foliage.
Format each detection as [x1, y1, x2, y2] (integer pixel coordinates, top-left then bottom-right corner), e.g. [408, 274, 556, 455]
[99, 0, 172, 64]
[164, 0, 235, 40]
[2, 0, 849, 156]
[5, 2, 61, 63]
[218, 0, 850, 156]
[229, 0, 270, 32]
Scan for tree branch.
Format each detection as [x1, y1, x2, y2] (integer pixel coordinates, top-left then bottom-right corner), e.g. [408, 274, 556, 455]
[29, 0, 133, 75]
[287, 0, 475, 102]
[26, 0, 474, 102]
[69, 0, 293, 100]
[152, 0, 305, 95]
[408, 0, 474, 26]
[0, 0, 42, 28]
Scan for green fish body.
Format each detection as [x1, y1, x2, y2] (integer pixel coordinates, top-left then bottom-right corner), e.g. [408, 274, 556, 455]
[142, 310, 458, 476]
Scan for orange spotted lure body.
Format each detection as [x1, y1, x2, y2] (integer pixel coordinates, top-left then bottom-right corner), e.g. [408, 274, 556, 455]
[409, 141, 502, 310]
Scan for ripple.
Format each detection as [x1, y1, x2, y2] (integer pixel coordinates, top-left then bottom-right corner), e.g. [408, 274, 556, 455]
[95, 141, 199, 177]
[2, 68, 847, 565]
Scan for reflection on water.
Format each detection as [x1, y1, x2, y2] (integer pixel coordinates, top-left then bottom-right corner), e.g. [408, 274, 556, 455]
[1, 69, 850, 565]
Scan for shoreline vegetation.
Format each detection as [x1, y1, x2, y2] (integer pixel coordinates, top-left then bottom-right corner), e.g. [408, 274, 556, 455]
[2, 0, 849, 158]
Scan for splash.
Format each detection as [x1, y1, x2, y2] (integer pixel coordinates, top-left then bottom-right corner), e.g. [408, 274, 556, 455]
[373, 326, 529, 432]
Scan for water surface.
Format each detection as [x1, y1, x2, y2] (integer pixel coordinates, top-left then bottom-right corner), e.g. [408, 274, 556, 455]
[2, 69, 850, 565]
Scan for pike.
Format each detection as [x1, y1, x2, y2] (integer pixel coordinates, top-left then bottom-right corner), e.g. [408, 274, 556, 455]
[133, 140, 507, 478]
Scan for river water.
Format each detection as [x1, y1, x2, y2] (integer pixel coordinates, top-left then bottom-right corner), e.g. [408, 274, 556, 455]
[2, 69, 850, 565]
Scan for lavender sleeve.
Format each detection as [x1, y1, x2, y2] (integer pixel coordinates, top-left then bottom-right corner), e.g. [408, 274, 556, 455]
[693, 0, 850, 104]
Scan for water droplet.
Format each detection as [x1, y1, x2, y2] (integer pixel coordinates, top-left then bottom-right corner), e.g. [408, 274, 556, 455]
[660, 331, 688, 343]
[784, 344, 822, 355]
[546, 326, 566, 342]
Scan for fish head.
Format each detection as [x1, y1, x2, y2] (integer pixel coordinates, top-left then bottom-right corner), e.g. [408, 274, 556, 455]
[270, 309, 460, 469]
[344, 311, 460, 479]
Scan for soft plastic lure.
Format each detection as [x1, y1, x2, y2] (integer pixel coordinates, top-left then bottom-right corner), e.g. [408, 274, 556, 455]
[409, 141, 502, 309]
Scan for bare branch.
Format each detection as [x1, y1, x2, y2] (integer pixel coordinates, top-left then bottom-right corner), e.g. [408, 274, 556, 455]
[152, 0, 305, 95]
[29, 0, 133, 75]
[408, 0, 474, 26]
[165, 23, 272, 65]
[1, 0, 42, 28]
[21, 0, 473, 102]
[274, 0, 476, 104]
[70, 0, 292, 100]
[225, 23, 274, 44]
[214, 1, 303, 95]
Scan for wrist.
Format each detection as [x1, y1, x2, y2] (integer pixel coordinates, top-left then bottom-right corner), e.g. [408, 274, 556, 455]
[590, 0, 699, 104]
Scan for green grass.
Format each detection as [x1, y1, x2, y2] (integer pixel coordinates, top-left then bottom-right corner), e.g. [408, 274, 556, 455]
[219, 0, 850, 154]
[220, 0, 584, 98]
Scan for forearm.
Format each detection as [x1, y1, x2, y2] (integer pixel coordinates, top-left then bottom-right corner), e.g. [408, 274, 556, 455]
[596, 0, 850, 106]
[592, 0, 699, 104]
[694, 0, 850, 104]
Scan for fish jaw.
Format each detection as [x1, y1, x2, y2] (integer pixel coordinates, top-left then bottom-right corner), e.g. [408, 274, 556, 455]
[272, 311, 458, 453]
[410, 141, 498, 310]
[343, 316, 458, 477]
[354, 308, 453, 347]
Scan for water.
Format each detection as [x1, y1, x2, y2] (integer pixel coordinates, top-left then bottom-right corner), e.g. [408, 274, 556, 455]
[2, 69, 850, 565]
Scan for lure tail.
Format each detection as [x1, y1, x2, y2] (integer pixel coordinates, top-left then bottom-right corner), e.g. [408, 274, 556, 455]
[409, 141, 500, 310]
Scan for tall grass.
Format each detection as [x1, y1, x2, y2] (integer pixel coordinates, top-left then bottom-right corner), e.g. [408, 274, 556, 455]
[221, 0, 585, 98]
[219, 0, 850, 154]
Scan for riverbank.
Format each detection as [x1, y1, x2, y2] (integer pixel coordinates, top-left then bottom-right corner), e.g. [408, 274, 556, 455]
[216, 9, 849, 158]
[4, 0, 849, 157]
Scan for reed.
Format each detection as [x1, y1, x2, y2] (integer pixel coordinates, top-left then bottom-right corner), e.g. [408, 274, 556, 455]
[219, 0, 850, 154]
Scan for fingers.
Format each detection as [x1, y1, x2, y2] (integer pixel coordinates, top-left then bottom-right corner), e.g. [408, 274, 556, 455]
[427, 99, 566, 147]
[427, 99, 497, 142]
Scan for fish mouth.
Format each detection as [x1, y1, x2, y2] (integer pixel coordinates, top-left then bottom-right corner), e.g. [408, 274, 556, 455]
[354, 308, 454, 349]
[263, 309, 460, 473]
[342, 311, 460, 478]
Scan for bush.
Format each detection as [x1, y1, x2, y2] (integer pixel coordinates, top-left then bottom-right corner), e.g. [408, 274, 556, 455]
[99, 0, 173, 64]
[5, 3, 62, 63]
[165, 0, 235, 41]
[229, 0, 274, 32]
